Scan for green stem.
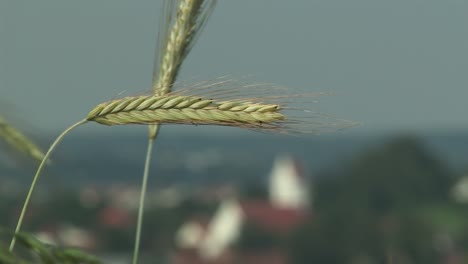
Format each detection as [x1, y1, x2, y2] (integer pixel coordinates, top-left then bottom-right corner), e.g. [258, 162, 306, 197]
[9, 119, 88, 251]
[132, 125, 160, 264]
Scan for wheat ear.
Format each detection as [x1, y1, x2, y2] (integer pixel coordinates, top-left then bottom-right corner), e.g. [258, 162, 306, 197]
[0, 115, 45, 162]
[86, 94, 285, 128]
[9, 119, 88, 251]
[153, 0, 216, 95]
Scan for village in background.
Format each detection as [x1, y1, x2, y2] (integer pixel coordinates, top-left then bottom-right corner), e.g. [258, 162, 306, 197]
[1, 132, 468, 264]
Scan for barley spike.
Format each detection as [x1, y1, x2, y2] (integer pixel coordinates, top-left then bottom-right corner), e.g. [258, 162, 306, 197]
[87, 95, 285, 129]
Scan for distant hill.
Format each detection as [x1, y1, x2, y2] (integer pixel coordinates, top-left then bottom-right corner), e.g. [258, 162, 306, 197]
[1, 130, 468, 187]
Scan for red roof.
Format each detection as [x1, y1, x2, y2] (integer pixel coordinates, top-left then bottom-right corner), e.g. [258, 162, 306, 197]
[239, 201, 308, 233]
[98, 206, 132, 228]
[171, 249, 205, 264]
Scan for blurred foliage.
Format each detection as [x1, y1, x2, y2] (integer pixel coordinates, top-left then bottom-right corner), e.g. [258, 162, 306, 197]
[317, 136, 454, 210]
[0, 230, 102, 264]
[288, 136, 467, 264]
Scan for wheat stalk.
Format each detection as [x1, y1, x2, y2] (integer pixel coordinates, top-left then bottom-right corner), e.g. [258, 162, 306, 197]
[86, 94, 284, 128]
[9, 119, 87, 251]
[0, 115, 45, 162]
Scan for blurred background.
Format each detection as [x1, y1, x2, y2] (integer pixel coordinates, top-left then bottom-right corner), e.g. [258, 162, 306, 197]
[1, 0, 468, 263]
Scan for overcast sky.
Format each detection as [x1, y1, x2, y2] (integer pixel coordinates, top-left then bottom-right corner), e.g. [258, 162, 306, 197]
[1, 0, 467, 136]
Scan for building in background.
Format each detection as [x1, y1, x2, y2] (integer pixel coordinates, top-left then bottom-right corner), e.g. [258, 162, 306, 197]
[173, 155, 311, 264]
